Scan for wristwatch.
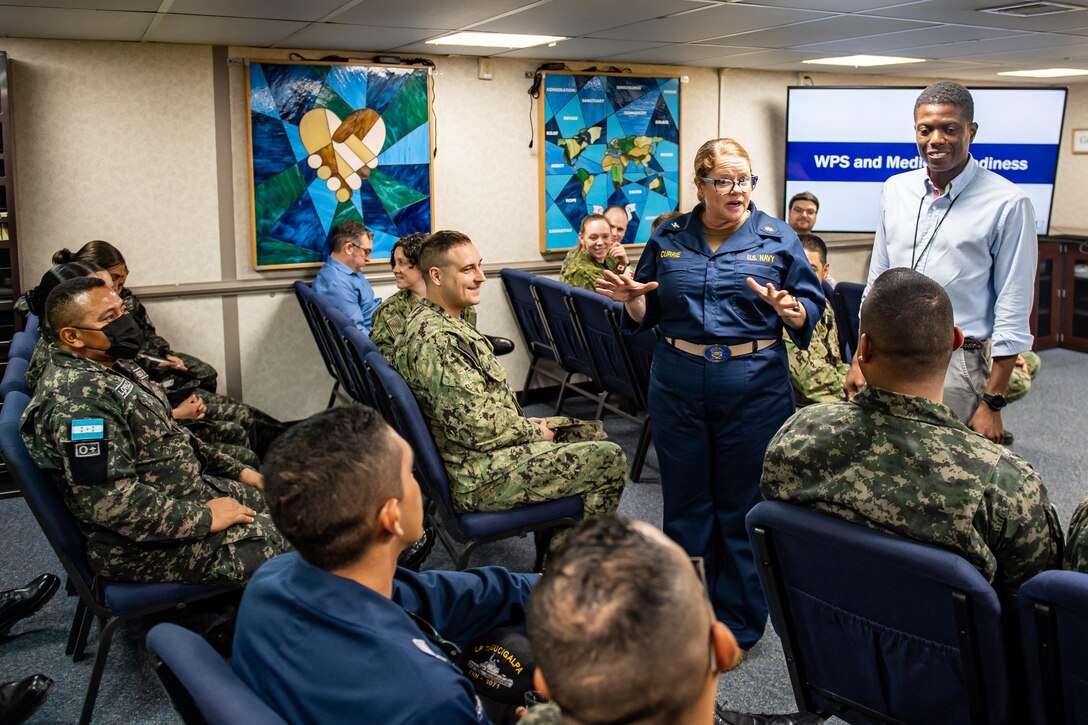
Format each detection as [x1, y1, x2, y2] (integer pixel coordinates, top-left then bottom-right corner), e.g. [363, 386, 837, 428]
[982, 393, 1007, 412]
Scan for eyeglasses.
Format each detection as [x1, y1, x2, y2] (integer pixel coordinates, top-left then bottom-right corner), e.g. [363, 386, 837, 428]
[699, 176, 757, 192]
[791, 207, 818, 216]
[349, 241, 373, 259]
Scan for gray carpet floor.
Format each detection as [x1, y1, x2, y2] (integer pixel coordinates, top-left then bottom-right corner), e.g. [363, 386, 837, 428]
[1, 347, 1084, 723]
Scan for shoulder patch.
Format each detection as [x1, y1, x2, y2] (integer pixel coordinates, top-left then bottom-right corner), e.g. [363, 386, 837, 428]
[114, 379, 135, 398]
[71, 418, 104, 441]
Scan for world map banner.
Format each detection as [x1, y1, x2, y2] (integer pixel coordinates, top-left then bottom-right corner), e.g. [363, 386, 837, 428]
[247, 61, 433, 270]
[539, 72, 681, 253]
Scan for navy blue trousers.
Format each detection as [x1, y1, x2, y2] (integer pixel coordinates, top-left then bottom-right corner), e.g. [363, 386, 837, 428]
[648, 340, 795, 649]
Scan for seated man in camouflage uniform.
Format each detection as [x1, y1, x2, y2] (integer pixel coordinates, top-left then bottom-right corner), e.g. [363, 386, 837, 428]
[762, 268, 1062, 594]
[393, 231, 627, 533]
[20, 277, 288, 583]
[1066, 496, 1088, 572]
[783, 233, 848, 406]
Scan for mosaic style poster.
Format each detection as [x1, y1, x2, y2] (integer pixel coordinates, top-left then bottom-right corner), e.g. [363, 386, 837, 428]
[539, 72, 680, 253]
[247, 61, 433, 269]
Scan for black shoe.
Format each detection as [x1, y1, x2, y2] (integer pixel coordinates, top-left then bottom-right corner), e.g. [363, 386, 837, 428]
[485, 335, 516, 356]
[715, 704, 824, 725]
[0, 574, 60, 637]
[0, 674, 53, 724]
[1002, 430, 1014, 446]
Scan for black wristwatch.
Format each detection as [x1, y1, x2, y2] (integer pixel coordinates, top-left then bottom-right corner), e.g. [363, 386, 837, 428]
[982, 393, 1007, 412]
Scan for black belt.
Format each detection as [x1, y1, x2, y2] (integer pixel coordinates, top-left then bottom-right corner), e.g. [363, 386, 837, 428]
[961, 337, 988, 351]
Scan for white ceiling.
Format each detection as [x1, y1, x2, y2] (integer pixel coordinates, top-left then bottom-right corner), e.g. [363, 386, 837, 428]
[2, 0, 1088, 82]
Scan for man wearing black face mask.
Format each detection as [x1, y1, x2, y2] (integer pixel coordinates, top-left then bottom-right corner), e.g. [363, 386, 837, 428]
[20, 278, 289, 583]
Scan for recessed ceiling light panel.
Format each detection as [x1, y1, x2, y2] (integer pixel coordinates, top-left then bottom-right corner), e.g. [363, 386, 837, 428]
[425, 32, 566, 49]
[998, 67, 1088, 77]
[981, 2, 1084, 17]
[802, 55, 925, 67]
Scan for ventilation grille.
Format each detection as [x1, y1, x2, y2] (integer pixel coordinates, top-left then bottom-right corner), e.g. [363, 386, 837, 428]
[981, 2, 1085, 16]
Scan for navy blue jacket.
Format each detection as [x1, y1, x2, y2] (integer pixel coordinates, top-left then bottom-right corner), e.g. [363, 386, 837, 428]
[627, 202, 823, 348]
[233, 552, 537, 724]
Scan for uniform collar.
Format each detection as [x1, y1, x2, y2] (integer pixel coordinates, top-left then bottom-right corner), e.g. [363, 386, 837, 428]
[325, 256, 361, 278]
[923, 155, 978, 201]
[668, 201, 786, 255]
[850, 384, 967, 431]
[279, 552, 418, 630]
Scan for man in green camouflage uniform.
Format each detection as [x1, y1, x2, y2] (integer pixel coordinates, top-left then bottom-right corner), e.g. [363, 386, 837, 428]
[783, 233, 848, 406]
[1066, 496, 1088, 572]
[762, 268, 1062, 592]
[393, 231, 626, 524]
[559, 214, 629, 292]
[372, 288, 477, 358]
[21, 278, 288, 583]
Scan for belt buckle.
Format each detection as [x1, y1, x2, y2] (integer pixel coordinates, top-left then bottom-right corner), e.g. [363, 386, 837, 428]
[962, 338, 984, 351]
[703, 344, 730, 363]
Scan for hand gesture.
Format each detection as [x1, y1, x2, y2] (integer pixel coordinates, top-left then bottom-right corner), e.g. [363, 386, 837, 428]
[172, 394, 206, 420]
[607, 240, 629, 264]
[745, 278, 805, 320]
[595, 269, 658, 303]
[528, 417, 556, 442]
[238, 467, 265, 490]
[162, 354, 188, 371]
[206, 497, 256, 533]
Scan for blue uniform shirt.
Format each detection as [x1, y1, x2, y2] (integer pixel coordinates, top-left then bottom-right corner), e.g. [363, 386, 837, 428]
[232, 552, 537, 725]
[313, 257, 381, 335]
[626, 202, 823, 348]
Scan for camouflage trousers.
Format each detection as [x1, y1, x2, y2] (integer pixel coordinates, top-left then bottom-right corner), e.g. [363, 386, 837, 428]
[1007, 350, 1041, 404]
[454, 440, 627, 548]
[184, 418, 260, 468]
[191, 391, 286, 458]
[150, 351, 219, 404]
[86, 479, 290, 583]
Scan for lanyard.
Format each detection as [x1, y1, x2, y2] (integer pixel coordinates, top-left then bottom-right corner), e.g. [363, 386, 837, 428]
[910, 185, 958, 270]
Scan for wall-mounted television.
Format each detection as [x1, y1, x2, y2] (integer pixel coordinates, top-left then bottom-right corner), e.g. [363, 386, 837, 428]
[784, 86, 1067, 235]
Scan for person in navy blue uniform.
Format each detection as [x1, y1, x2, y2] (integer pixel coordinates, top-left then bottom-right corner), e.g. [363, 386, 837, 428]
[598, 138, 823, 652]
[232, 404, 536, 724]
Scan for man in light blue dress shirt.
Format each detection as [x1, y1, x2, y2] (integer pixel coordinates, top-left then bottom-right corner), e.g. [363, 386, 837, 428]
[846, 81, 1037, 445]
[313, 220, 381, 334]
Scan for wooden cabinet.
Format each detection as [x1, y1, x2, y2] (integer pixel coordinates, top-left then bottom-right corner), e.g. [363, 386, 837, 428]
[1034, 236, 1088, 352]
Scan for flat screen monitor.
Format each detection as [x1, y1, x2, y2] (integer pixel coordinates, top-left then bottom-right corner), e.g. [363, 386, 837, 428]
[784, 86, 1067, 235]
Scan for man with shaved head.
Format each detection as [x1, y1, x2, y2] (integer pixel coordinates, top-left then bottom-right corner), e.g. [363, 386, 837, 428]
[762, 268, 1061, 594]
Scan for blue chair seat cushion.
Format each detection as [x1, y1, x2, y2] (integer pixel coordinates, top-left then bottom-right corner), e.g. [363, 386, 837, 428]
[103, 580, 235, 614]
[455, 496, 583, 540]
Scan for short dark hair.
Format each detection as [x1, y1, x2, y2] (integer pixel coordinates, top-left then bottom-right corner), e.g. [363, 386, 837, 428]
[915, 81, 974, 123]
[261, 405, 402, 570]
[579, 213, 609, 235]
[46, 277, 106, 333]
[797, 233, 827, 265]
[389, 232, 429, 270]
[788, 191, 819, 212]
[59, 240, 127, 270]
[26, 261, 106, 319]
[651, 210, 682, 231]
[528, 516, 709, 724]
[418, 230, 472, 280]
[861, 268, 955, 376]
[328, 220, 372, 254]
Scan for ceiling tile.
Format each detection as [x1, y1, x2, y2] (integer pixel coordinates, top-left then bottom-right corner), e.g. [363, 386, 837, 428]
[861, 0, 1088, 34]
[686, 47, 826, 67]
[796, 24, 1018, 53]
[490, 37, 671, 60]
[727, 0, 921, 9]
[0, 6, 150, 40]
[592, 3, 832, 43]
[0, 0, 158, 9]
[275, 22, 434, 51]
[333, 0, 541, 31]
[144, 14, 306, 46]
[604, 42, 761, 64]
[474, 0, 714, 36]
[701, 14, 932, 48]
[910, 32, 1088, 59]
[168, 0, 351, 22]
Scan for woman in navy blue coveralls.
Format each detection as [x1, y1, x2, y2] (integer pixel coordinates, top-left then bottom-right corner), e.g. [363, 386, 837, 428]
[599, 138, 823, 651]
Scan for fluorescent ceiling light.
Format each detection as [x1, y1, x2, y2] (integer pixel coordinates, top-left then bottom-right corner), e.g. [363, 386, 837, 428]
[426, 32, 565, 49]
[803, 55, 925, 67]
[998, 67, 1088, 77]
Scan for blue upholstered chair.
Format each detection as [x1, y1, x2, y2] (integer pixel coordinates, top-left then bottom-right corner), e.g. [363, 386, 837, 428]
[0, 355, 29, 400]
[1018, 569, 1088, 724]
[146, 622, 288, 725]
[602, 302, 656, 482]
[746, 500, 1015, 725]
[293, 280, 342, 408]
[8, 330, 36, 361]
[500, 268, 566, 402]
[530, 276, 603, 414]
[364, 351, 582, 570]
[822, 279, 853, 363]
[0, 392, 239, 724]
[833, 281, 864, 359]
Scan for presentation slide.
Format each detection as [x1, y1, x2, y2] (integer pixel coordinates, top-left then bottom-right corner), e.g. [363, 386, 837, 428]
[785, 87, 1067, 235]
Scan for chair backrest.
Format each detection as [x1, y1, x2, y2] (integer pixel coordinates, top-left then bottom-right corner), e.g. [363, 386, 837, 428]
[746, 500, 1012, 725]
[9, 330, 36, 361]
[0, 356, 30, 400]
[24, 313, 40, 339]
[500, 269, 557, 362]
[319, 304, 366, 401]
[364, 351, 460, 528]
[834, 281, 864, 358]
[604, 305, 655, 407]
[0, 392, 96, 592]
[567, 288, 637, 400]
[146, 623, 288, 725]
[532, 277, 594, 378]
[293, 281, 340, 383]
[1018, 569, 1088, 725]
[340, 325, 380, 408]
[822, 279, 852, 363]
